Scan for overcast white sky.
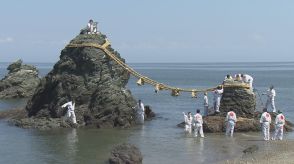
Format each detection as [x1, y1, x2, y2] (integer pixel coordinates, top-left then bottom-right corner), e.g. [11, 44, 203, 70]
[1, 0, 294, 63]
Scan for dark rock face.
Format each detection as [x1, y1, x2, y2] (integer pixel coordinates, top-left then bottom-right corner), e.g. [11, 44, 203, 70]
[220, 86, 256, 117]
[0, 59, 41, 98]
[144, 105, 155, 120]
[109, 143, 143, 164]
[25, 34, 137, 128]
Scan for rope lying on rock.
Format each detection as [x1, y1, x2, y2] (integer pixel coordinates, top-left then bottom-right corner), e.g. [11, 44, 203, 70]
[66, 39, 249, 97]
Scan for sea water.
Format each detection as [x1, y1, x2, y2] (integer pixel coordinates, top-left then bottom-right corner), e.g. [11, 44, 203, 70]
[0, 62, 294, 164]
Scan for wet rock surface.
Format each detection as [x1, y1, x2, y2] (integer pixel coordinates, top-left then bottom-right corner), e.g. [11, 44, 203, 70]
[178, 112, 293, 133]
[0, 59, 41, 98]
[21, 34, 137, 129]
[220, 86, 256, 117]
[109, 143, 143, 164]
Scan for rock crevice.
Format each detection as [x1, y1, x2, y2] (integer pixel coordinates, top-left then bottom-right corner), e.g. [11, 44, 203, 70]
[25, 34, 137, 128]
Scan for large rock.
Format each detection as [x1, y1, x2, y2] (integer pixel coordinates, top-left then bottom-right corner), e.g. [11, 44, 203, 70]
[25, 34, 137, 128]
[202, 113, 293, 133]
[220, 84, 256, 117]
[0, 59, 41, 98]
[109, 143, 143, 164]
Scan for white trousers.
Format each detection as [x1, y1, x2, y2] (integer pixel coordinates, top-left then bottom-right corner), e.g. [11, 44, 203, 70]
[226, 120, 235, 137]
[265, 98, 276, 112]
[137, 113, 144, 124]
[185, 124, 192, 133]
[262, 122, 270, 140]
[67, 110, 77, 124]
[204, 105, 208, 116]
[194, 124, 204, 137]
[273, 125, 284, 140]
[214, 98, 221, 112]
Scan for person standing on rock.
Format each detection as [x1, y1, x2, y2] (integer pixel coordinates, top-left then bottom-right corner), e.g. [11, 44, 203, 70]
[136, 100, 145, 124]
[225, 109, 237, 137]
[203, 92, 209, 116]
[87, 19, 98, 34]
[213, 85, 223, 113]
[61, 101, 77, 124]
[260, 108, 271, 141]
[194, 109, 204, 138]
[241, 74, 254, 89]
[272, 110, 285, 140]
[183, 112, 193, 133]
[263, 85, 276, 113]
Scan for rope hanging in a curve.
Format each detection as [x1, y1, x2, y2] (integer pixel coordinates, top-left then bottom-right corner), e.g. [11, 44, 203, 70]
[66, 39, 218, 97]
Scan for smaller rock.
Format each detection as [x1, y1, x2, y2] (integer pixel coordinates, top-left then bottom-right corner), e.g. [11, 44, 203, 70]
[243, 145, 258, 154]
[7, 59, 22, 73]
[144, 105, 155, 120]
[0, 59, 41, 98]
[109, 143, 143, 164]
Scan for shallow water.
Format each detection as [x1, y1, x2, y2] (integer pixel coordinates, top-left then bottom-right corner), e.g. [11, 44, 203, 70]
[0, 62, 294, 163]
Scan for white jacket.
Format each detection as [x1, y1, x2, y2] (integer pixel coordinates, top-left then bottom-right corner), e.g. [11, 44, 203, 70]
[260, 112, 271, 123]
[225, 111, 237, 122]
[194, 113, 203, 125]
[275, 113, 285, 126]
[61, 101, 75, 111]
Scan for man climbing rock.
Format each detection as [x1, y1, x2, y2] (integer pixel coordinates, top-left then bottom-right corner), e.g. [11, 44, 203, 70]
[213, 85, 223, 113]
[61, 101, 77, 124]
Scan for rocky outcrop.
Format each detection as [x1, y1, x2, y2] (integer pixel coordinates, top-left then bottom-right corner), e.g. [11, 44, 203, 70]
[203, 112, 293, 133]
[178, 112, 293, 133]
[109, 143, 143, 164]
[220, 85, 256, 117]
[0, 59, 41, 98]
[24, 34, 137, 128]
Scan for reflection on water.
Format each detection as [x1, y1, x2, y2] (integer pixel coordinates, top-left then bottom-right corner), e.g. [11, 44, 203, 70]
[0, 62, 294, 163]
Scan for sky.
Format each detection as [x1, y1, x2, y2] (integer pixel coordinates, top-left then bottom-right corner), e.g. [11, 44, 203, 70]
[0, 0, 294, 63]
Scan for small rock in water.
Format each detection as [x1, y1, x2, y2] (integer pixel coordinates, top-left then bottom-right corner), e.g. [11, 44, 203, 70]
[243, 145, 258, 154]
[109, 143, 142, 164]
[0, 59, 40, 98]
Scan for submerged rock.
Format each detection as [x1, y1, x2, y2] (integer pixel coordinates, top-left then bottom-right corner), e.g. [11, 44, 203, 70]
[0, 59, 41, 98]
[24, 34, 137, 128]
[109, 143, 143, 164]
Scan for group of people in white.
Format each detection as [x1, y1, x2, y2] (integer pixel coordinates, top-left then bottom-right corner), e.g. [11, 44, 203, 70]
[183, 73, 285, 141]
[206, 73, 276, 116]
[183, 109, 237, 138]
